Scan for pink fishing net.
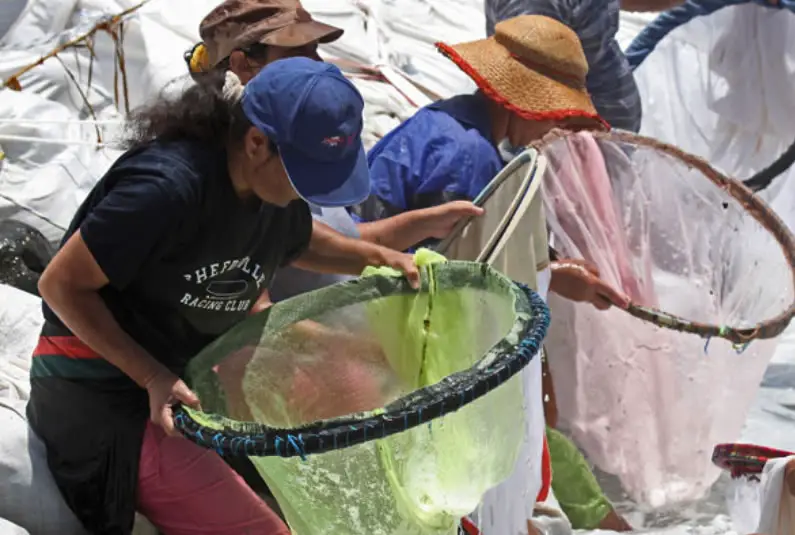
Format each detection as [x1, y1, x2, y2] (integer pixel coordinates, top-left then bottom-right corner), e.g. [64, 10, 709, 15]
[536, 131, 795, 508]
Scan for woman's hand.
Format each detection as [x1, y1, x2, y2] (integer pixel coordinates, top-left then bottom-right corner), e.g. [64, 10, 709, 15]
[145, 367, 202, 436]
[416, 201, 484, 240]
[357, 201, 483, 251]
[294, 221, 419, 287]
[550, 259, 630, 310]
[250, 289, 272, 315]
[375, 248, 421, 288]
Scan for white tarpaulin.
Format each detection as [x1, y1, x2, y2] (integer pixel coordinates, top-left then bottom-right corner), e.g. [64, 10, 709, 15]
[1, 1, 795, 534]
[0, 0, 479, 241]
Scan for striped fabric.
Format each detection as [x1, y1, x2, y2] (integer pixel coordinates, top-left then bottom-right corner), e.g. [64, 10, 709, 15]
[485, 0, 642, 132]
[31, 336, 125, 380]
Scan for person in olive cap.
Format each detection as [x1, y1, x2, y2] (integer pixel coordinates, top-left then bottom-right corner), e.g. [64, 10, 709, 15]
[187, 0, 342, 83]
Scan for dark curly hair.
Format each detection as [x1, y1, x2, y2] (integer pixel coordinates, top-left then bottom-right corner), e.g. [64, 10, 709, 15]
[122, 76, 252, 149]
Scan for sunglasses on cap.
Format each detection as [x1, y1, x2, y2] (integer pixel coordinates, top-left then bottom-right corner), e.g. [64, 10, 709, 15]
[185, 42, 272, 75]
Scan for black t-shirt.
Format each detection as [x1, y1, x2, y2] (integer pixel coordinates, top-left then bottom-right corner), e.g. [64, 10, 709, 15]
[38, 140, 312, 380]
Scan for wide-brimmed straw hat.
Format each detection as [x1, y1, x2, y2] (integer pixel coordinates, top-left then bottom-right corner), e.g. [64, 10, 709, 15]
[436, 15, 609, 130]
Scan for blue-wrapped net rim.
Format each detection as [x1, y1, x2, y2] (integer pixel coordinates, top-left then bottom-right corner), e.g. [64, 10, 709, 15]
[173, 266, 550, 459]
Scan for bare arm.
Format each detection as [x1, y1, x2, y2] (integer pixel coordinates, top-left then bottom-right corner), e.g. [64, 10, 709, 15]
[293, 220, 387, 274]
[38, 231, 168, 387]
[357, 211, 427, 251]
[292, 220, 420, 286]
[357, 201, 484, 251]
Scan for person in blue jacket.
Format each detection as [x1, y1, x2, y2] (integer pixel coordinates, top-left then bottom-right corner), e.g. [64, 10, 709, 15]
[356, 14, 607, 234]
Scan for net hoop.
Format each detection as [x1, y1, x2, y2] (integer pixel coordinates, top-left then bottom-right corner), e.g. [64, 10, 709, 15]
[173, 262, 550, 458]
[712, 442, 794, 477]
[530, 128, 795, 344]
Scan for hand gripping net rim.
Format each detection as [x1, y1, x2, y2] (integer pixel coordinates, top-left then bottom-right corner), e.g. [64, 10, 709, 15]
[531, 128, 795, 344]
[173, 261, 550, 458]
[712, 442, 794, 477]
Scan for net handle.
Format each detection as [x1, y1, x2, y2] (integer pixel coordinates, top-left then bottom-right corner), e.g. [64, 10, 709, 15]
[529, 128, 795, 344]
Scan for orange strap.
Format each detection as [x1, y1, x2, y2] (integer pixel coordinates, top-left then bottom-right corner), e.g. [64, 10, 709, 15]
[537, 434, 552, 502]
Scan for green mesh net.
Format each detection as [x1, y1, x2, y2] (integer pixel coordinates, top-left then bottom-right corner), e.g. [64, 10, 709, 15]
[174, 253, 550, 535]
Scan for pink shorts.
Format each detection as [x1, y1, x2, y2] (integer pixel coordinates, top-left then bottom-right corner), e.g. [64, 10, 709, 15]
[137, 422, 289, 535]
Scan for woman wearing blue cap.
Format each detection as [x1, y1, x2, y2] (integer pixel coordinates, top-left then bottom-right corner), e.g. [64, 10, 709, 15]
[26, 57, 414, 535]
[186, 0, 484, 307]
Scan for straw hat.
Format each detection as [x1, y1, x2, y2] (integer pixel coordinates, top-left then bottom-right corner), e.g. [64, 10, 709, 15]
[436, 15, 609, 130]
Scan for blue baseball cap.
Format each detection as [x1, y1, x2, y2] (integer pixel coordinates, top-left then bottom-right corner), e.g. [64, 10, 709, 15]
[240, 57, 370, 208]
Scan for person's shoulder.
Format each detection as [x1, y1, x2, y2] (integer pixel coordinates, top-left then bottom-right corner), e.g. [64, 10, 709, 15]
[424, 102, 494, 156]
[107, 140, 221, 202]
[375, 102, 477, 154]
[111, 140, 217, 184]
[415, 102, 471, 135]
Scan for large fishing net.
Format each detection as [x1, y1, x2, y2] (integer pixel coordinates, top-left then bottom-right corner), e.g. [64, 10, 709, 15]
[173, 255, 550, 535]
[532, 130, 795, 508]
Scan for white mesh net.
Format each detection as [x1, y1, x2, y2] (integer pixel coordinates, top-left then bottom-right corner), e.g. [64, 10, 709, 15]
[538, 131, 794, 508]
